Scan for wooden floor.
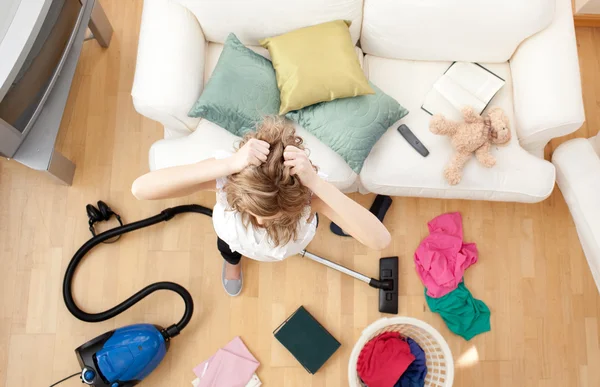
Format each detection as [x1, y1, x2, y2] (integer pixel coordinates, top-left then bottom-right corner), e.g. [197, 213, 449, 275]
[1, 2, 600, 385]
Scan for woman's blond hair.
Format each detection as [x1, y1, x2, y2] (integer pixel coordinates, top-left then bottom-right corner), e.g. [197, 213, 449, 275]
[223, 116, 315, 246]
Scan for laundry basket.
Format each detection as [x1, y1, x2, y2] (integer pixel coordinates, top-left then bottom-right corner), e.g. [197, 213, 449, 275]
[348, 317, 454, 387]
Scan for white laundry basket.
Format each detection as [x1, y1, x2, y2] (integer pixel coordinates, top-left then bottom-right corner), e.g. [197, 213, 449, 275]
[348, 317, 454, 387]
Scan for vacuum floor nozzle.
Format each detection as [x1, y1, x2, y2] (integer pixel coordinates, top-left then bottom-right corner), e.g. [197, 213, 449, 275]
[377, 257, 399, 314]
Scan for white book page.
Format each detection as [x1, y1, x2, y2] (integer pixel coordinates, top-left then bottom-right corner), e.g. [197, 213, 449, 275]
[434, 76, 486, 114]
[247, 374, 262, 387]
[192, 373, 261, 387]
[445, 62, 504, 105]
[421, 87, 464, 121]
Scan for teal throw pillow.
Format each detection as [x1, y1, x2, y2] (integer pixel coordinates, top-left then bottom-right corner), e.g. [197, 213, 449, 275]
[188, 33, 280, 136]
[286, 83, 408, 172]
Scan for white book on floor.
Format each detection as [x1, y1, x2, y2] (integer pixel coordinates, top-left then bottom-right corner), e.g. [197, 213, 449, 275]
[192, 373, 261, 387]
[421, 62, 505, 121]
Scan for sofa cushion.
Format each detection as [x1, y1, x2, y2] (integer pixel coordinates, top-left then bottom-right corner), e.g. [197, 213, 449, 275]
[188, 34, 280, 136]
[360, 0, 553, 62]
[359, 55, 555, 203]
[260, 20, 373, 114]
[150, 119, 358, 192]
[174, 0, 363, 45]
[286, 82, 408, 173]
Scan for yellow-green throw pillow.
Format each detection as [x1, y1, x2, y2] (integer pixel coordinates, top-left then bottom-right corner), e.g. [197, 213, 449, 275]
[260, 20, 374, 115]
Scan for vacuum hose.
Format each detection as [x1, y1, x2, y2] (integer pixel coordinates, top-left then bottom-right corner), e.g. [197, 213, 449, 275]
[63, 204, 212, 340]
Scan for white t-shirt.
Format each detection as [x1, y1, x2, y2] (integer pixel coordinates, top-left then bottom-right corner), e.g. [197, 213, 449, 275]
[212, 151, 318, 262]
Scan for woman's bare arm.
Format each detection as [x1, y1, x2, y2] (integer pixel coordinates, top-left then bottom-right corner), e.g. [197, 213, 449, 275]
[310, 183, 391, 250]
[283, 146, 391, 250]
[131, 139, 270, 200]
[132, 159, 226, 200]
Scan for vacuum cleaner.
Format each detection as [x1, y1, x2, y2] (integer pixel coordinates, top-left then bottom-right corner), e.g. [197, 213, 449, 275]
[54, 197, 398, 386]
[58, 203, 212, 387]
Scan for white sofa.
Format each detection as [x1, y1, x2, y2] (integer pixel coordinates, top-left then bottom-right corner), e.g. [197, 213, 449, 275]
[553, 135, 600, 292]
[132, 0, 585, 203]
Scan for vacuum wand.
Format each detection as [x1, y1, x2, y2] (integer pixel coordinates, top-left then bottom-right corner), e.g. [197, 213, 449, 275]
[301, 250, 393, 290]
[301, 250, 399, 314]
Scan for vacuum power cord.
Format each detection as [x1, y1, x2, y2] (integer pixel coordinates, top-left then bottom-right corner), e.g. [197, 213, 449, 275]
[49, 371, 80, 387]
[62, 204, 212, 339]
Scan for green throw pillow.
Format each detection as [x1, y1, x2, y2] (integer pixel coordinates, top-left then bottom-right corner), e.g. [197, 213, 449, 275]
[188, 33, 280, 136]
[286, 83, 408, 172]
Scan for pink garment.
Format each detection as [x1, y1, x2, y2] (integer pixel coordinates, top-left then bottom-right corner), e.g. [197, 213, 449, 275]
[193, 337, 259, 387]
[414, 212, 478, 298]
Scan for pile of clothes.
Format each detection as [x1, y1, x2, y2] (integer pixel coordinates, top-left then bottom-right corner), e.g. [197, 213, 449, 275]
[414, 212, 491, 340]
[191, 337, 262, 387]
[357, 332, 427, 387]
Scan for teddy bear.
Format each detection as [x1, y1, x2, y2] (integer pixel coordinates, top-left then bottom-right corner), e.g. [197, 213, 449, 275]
[429, 106, 511, 185]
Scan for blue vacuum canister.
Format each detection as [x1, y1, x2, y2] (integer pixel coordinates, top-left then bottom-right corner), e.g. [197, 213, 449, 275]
[75, 324, 168, 386]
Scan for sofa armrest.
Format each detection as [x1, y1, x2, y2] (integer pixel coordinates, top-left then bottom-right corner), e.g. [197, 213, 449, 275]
[593, 134, 600, 155]
[510, 0, 585, 156]
[131, 0, 206, 135]
[552, 138, 600, 291]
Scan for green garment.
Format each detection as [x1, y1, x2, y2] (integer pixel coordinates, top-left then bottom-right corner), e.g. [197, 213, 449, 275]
[425, 282, 490, 340]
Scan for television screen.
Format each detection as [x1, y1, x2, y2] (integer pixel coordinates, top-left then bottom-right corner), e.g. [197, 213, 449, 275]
[0, 0, 81, 134]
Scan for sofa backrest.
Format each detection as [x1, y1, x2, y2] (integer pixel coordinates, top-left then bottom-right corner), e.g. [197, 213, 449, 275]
[361, 0, 555, 63]
[175, 0, 363, 45]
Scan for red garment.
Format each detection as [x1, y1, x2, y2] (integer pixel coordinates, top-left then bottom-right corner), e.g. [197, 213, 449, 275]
[414, 212, 478, 298]
[357, 332, 415, 387]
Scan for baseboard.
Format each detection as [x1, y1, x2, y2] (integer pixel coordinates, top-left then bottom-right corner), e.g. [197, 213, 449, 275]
[575, 14, 600, 27]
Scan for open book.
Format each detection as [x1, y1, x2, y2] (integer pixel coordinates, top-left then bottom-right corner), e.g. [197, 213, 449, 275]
[421, 62, 505, 121]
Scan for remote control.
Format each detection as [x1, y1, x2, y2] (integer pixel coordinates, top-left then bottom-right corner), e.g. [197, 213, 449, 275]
[397, 124, 429, 157]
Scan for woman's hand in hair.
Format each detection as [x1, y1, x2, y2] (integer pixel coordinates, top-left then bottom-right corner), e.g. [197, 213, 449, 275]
[284, 146, 318, 188]
[231, 138, 270, 172]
